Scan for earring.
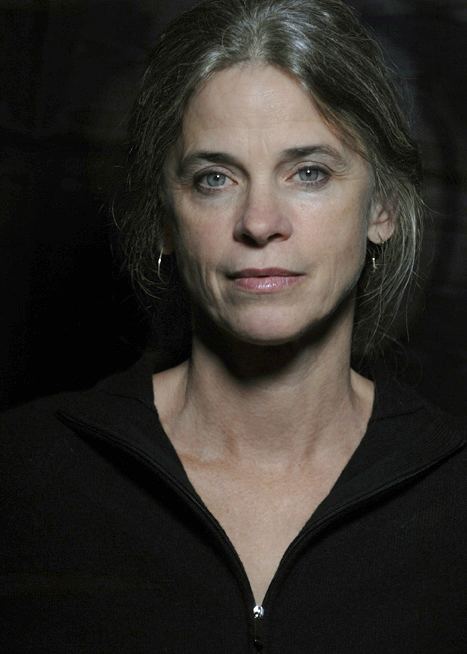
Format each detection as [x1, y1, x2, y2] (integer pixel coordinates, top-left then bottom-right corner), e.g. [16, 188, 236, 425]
[157, 249, 164, 281]
[371, 255, 377, 272]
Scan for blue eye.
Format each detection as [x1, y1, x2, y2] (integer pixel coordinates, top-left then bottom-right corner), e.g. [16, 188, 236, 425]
[194, 171, 234, 195]
[204, 172, 227, 187]
[297, 166, 325, 182]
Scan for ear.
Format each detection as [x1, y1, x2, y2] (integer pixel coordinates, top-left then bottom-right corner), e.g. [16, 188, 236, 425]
[367, 199, 395, 244]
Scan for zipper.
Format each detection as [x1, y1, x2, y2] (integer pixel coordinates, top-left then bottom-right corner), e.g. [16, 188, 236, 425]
[59, 411, 465, 653]
[252, 604, 265, 650]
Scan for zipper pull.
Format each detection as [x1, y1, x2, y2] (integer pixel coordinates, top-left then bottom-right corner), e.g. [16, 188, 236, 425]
[253, 605, 264, 651]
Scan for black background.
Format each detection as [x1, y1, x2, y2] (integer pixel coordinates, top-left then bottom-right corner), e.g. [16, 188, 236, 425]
[1, 0, 466, 414]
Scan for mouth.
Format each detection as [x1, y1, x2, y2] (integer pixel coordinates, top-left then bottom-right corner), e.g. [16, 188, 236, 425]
[228, 268, 305, 293]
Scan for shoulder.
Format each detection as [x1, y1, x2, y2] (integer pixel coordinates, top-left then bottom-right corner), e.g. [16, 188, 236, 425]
[372, 370, 465, 425]
[1, 354, 156, 439]
[0, 355, 156, 493]
[370, 372, 467, 472]
[1, 391, 79, 448]
[2, 391, 72, 430]
[0, 391, 88, 498]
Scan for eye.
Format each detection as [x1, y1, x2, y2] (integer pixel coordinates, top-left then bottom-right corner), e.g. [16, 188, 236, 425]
[295, 165, 328, 184]
[194, 171, 234, 193]
[204, 172, 227, 187]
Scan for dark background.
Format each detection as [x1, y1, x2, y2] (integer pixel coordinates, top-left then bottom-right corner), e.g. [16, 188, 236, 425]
[1, 0, 466, 414]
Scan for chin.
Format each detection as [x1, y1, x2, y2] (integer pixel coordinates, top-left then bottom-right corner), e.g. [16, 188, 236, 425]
[222, 315, 319, 348]
[235, 331, 300, 347]
[217, 294, 353, 348]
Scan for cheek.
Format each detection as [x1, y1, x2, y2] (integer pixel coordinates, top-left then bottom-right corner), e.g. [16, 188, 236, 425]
[170, 211, 223, 302]
[170, 200, 203, 266]
[174, 229, 205, 277]
[171, 194, 235, 272]
[301, 194, 369, 287]
[305, 208, 367, 260]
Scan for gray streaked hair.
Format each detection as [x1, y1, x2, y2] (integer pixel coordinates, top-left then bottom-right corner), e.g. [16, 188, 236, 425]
[117, 0, 423, 359]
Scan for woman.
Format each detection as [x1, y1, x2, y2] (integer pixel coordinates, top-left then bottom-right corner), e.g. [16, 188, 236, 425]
[1, 0, 466, 652]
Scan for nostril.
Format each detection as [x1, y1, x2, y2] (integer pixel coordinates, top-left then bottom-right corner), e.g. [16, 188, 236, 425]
[234, 196, 292, 245]
[237, 230, 284, 247]
[242, 233, 263, 247]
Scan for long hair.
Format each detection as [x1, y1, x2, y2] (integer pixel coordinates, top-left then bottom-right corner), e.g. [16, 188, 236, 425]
[117, 0, 423, 360]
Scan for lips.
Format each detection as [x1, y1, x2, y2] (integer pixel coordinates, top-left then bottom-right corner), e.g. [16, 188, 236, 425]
[229, 268, 304, 293]
[231, 268, 301, 278]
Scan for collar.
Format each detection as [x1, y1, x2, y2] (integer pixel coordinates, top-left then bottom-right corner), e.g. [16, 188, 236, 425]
[57, 354, 466, 510]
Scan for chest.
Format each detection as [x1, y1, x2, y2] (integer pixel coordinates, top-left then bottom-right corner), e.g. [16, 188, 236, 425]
[181, 459, 344, 605]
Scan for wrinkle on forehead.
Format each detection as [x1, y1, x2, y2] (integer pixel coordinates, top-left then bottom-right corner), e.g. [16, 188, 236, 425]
[180, 64, 349, 154]
[187, 64, 305, 129]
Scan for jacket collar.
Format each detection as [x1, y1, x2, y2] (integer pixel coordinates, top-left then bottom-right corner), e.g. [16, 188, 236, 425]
[57, 354, 193, 489]
[57, 354, 466, 510]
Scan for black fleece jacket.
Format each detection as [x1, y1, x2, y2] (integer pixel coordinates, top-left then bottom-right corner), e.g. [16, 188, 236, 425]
[1, 355, 466, 653]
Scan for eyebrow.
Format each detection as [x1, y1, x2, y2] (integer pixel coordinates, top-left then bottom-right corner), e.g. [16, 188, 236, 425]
[176, 144, 349, 177]
[281, 145, 348, 167]
[177, 151, 241, 176]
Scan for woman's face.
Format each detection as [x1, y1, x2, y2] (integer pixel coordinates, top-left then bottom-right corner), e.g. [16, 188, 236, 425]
[165, 64, 393, 346]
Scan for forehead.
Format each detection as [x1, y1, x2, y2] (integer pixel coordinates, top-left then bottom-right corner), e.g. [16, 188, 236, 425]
[180, 63, 348, 153]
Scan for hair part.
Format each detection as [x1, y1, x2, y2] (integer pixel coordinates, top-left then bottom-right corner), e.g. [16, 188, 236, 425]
[117, 0, 423, 360]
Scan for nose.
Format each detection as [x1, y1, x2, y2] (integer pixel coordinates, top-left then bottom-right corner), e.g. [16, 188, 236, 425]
[233, 185, 293, 247]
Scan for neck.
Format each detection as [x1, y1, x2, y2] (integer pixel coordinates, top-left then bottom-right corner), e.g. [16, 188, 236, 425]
[156, 300, 374, 470]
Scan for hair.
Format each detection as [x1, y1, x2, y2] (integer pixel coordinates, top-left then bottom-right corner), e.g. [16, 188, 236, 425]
[117, 0, 423, 360]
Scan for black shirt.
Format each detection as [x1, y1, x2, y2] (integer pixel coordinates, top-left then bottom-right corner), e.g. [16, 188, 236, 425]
[1, 355, 466, 653]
